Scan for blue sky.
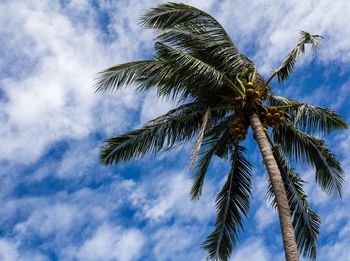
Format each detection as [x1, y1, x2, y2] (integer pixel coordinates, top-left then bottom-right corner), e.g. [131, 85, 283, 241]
[0, 0, 350, 260]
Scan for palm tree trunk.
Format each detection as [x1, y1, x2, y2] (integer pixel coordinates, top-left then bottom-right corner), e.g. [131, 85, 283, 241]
[249, 113, 299, 261]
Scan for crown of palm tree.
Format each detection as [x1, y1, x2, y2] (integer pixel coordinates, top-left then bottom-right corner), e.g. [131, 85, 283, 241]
[94, 3, 347, 261]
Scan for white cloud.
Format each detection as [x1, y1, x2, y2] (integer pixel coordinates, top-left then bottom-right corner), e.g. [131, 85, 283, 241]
[0, 178, 141, 259]
[56, 140, 98, 178]
[2, 0, 348, 164]
[0, 0, 144, 163]
[0, 240, 19, 261]
[255, 201, 278, 231]
[151, 224, 206, 261]
[331, 80, 350, 110]
[74, 223, 144, 261]
[212, 0, 350, 75]
[0, 239, 48, 261]
[130, 170, 215, 223]
[231, 238, 275, 261]
[138, 90, 175, 126]
[15, 204, 79, 236]
[318, 240, 350, 261]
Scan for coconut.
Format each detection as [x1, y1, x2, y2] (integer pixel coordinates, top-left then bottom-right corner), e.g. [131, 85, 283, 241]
[252, 91, 260, 99]
[246, 82, 254, 89]
[233, 127, 241, 135]
[279, 116, 286, 124]
[246, 89, 255, 96]
[236, 134, 244, 140]
[273, 113, 281, 120]
[270, 107, 278, 114]
[266, 113, 273, 121]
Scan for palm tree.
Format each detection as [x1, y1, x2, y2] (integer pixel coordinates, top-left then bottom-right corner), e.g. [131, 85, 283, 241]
[95, 3, 347, 261]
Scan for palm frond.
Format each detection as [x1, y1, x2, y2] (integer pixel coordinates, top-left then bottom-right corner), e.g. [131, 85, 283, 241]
[156, 30, 254, 78]
[141, 2, 259, 81]
[272, 123, 344, 196]
[94, 60, 157, 93]
[155, 42, 223, 86]
[93, 54, 230, 101]
[140, 2, 233, 46]
[154, 42, 244, 97]
[190, 128, 231, 200]
[202, 145, 252, 261]
[269, 96, 348, 134]
[191, 107, 212, 166]
[268, 145, 320, 260]
[100, 102, 206, 164]
[273, 31, 323, 83]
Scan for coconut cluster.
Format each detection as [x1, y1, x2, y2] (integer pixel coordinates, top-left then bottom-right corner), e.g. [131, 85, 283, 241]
[245, 82, 260, 101]
[245, 81, 270, 101]
[265, 107, 286, 126]
[229, 116, 248, 141]
[256, 108, 286, 135]
[224, 81, 287, 142]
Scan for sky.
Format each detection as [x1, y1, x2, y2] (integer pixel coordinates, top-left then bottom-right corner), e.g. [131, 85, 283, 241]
[0, 0, 350, 260]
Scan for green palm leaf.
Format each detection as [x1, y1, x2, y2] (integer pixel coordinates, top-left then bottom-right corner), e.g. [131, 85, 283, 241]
[94, 60, 157, 93]
[269, 96, 347, 134]
[93, 53, 239, 101]
[100, 102, 206, 164]
[272, 124, 344, 196]
[270, 31, 323, 83]
[140, 3, 233, 46]
[268, 145, 320, 260]
[202, 145, 252, 261]
[141, 2, 257, 82]
[191, 106, 212, 166]
[191, 128, 231, 200]
[94, 59, 193, 100]
[154, 42, 244, 97]
[156, 29, 254, 78]
[155, 42, 223, 88]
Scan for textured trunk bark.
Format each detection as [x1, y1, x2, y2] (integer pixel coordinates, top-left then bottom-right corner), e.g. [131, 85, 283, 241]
[249, 113, 299, 261]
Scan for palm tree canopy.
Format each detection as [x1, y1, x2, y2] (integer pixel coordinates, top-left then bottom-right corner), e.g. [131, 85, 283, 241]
[95, 3, 347, 261]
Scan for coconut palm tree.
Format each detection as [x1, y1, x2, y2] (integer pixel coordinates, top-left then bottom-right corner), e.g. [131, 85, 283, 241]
[95, 3, 347, 261]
